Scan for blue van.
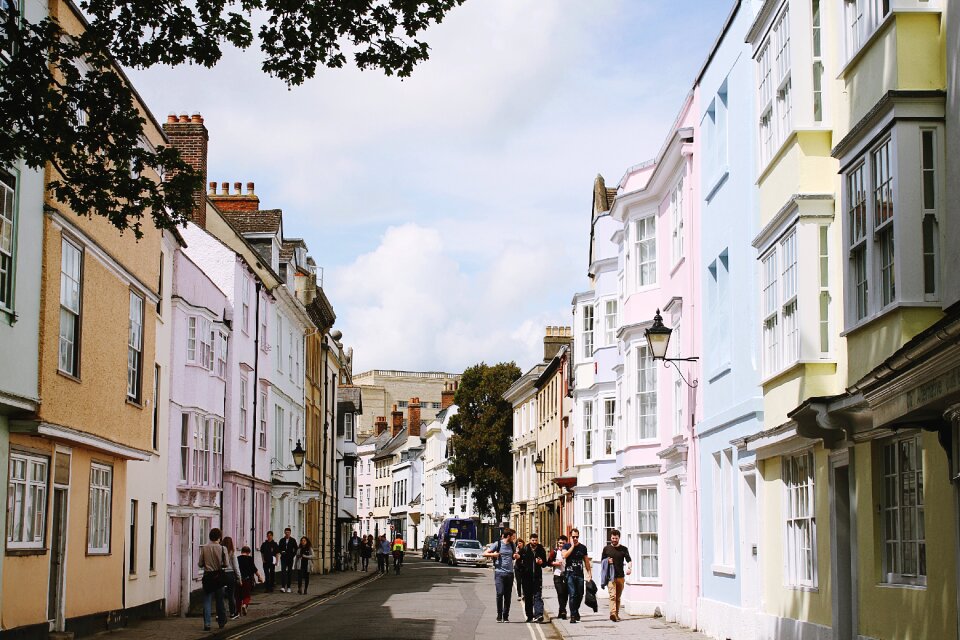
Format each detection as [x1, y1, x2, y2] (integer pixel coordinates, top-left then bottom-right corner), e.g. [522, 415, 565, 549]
[436, 518, 477, 562]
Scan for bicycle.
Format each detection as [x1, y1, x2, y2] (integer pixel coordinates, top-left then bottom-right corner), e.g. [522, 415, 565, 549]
[392, 550, 404, 575]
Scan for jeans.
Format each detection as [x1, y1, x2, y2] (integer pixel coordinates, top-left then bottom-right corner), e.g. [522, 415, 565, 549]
[566, 574, 585, 620]
[351, 550, 360, 569]
[280, 557, 294, 589]
[515, 570, 524, 597]
[522, 577, 544, 619]
[607, 577, 625, 617]
[224, 573, 238, 615]
[377, 553, 387, 573]
[298, 563, 310, 592]
[553, 575, 568, 616]
[361, 555, 370, 571]
[203, 585, 226, 629]
[261, 556, 275, 591]
[494, 572, 515, 619]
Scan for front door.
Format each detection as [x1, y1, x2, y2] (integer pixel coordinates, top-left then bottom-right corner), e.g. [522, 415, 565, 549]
[831, 459, 856, 640]
[741, 471, 760, 611]
[167, 517, 184, 615]
[47, 488, 68, 631]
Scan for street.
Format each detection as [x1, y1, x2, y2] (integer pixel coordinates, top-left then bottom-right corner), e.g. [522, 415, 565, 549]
[225, 557, 561, 640]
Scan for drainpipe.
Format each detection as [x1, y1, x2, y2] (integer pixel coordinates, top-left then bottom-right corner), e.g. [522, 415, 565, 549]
[251, 281, 262, 556]
[320, 338, 329, 571]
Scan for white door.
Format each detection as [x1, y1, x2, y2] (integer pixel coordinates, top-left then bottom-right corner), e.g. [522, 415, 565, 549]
[667, 483, 683, 622]
[741, 472, 759, 610]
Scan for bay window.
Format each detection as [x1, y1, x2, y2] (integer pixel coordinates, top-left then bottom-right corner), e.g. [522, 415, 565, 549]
[760, 230, 798, 376]
[670, 177, 684, 264]
[757, 7, 792, 167]
[634, 216, 657, 288]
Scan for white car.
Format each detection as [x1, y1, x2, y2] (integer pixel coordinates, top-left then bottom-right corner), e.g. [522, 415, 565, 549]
[447, 539, 488, 567]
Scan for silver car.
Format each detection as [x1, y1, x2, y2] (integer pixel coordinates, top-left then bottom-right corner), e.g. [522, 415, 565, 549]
[447, 539, 488, 567]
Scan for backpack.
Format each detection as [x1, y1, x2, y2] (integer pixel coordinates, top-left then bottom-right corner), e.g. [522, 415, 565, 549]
[492, 539, 516, 570]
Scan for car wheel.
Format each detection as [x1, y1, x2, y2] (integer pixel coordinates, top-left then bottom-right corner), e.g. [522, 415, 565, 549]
[451, 557, 458, 567]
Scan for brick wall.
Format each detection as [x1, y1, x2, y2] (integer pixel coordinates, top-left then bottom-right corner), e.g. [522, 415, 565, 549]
[162, 114, 208, 227]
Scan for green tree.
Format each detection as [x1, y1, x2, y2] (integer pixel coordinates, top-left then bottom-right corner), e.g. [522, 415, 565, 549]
[0, 0, 465, 238]
[448, 361, 521, 525]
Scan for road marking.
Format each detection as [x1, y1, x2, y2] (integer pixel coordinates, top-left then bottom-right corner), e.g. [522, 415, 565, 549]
[526, 618, 550, 640]
[226, 573, 381, 639]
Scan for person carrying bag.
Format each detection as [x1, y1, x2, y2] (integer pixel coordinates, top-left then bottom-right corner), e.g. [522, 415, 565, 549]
[198, 528, 230, 631]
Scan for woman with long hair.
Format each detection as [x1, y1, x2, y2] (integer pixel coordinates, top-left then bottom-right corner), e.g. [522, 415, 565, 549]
[222, 537, 241, 619]
[296, 536, 314, 594]
[360, 534, 373, 572]
[515, 539, 525, 601]
[236, 546, 262, 615]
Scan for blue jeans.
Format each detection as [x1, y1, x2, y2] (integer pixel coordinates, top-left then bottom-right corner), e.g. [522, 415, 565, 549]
[494, 571, 514, 618]
[566, 574, 584, 620]
[203, 585, 226, 628]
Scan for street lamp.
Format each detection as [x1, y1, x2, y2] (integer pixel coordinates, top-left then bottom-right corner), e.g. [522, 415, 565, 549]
[292, 440, 306, 470]
[644, 309, 699, 388]
[533, 453, 546, 475]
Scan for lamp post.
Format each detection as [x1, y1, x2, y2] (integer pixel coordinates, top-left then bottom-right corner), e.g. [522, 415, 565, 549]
[292, 440, 306, 470]
[644, 309, 699, 388]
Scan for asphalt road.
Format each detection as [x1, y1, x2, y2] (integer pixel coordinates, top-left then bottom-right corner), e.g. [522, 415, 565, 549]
[224, 556, 561, 640]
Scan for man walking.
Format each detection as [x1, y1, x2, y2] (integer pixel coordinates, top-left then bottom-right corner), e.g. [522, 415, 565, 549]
[259, 531, 279, 593]
[198, 527, 228, 631]
[548, 535, 569, 620]
[519, 533, 548, 623]
[561, 528, 592, 624]
[277, 527, 298, 593]
[349, 531, 362, 571]
[377, 534, 391, 574]
[601, 529, 632, 622]
[483, 528, 519, 623]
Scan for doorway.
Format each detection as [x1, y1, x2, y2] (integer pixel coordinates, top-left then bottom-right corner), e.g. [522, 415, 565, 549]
[47, 488, 68, 631]
[831, 459, 855, 639]
[741, 471, 759, 610]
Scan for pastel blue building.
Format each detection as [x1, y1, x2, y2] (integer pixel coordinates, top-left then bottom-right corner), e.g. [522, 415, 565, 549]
[694, 2, 765, 639]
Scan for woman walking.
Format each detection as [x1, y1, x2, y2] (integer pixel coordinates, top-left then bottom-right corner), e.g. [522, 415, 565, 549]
[515, 539, 526, 601]
[361, 535, 373, 572]
[296, 536, 314, 594]
[236, 546, 262, 616]
[222, 537, 241, 620]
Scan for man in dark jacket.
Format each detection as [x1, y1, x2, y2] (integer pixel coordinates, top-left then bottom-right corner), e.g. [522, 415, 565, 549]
[277, 527, 298, 593]
[259, 531, 279, 592]
[519, 533, 548, 623]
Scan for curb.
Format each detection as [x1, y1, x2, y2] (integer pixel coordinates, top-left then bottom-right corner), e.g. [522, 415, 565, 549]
[206, 571, 379, 640]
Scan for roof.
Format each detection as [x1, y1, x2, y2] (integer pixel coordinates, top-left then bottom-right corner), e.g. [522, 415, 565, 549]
[280, 238, 308, 263]
[374, 428, 408, 460]
[221, 209, 282, 235]
[337, 386, 363, 414]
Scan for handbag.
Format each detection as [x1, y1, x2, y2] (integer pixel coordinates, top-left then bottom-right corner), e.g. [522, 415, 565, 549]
[201, 547, 229, 593]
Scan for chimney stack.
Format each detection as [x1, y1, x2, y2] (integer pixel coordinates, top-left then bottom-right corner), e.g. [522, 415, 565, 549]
[441, 383, 456, 410]
[390, 404, 404, 438]
[209, 178, 261, 212]
[375, 416, 388, 436]
[544, 325, 573, 361]
[407, 398, 422, 438]
[163, 112, 208, 228]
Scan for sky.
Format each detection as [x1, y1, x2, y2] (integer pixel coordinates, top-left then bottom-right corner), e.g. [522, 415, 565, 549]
[129, 0, 734, 375]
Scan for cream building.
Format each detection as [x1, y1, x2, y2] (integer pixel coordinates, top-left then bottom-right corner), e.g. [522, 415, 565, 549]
[353, 370, 459, 439]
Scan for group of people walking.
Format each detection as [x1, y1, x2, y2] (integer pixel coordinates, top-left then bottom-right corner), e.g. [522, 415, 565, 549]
[345, 530, 408, 575]
[484, 526, 632, 625]
[198, 527, 314, 631]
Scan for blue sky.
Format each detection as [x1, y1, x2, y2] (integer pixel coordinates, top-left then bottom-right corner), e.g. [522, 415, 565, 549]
[130, 0, 734, 374]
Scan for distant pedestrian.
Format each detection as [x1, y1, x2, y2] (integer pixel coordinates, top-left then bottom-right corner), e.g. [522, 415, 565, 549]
[349, 531, 362, 570]
[361, 535, 373, 572]
[198, 527, 228, 632]
[519, 533, 548, 623]
[483, 527, 519, 623]
[237, 546, 263, 616]
[514, 539, 525, 601]
[548, 535, 569, 620]
[297, 536, 314, 594]
[278, 527, 298, 593]
[561, 527, 592, 624]
[392, 534, 406, 574]
[600, 529, 632, 622]
[259, 531, 279, 592]
[222, 536, 241, 620]
[377, 534, 391, 574]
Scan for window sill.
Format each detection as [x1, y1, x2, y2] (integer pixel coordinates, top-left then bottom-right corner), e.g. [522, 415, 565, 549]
[877, 581, 926, 590]
[838, 12, 897, 80]
[669, 257, 686, 278]
[628, 578, 661, 586]
[57, 369, 82, 384]
[6, 547, 48, 556]
[0, 307, 17, 326]
[126, 398, 144, 410]
[841, 300, 943, 337]
[711, 564, 736, 576]
[704, 168, 730, 202]
[87, 551, 112, 557]
[784, 584, 819, 592]
[707, 363, 732, 383]
[760, 359, 835, 387]
[128, 573, 138, 580]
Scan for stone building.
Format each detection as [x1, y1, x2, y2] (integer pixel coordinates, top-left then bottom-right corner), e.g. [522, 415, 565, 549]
[353, 370, 459, 439]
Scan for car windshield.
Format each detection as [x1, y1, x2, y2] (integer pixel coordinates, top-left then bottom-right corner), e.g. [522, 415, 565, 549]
[454, 540, 482, 549]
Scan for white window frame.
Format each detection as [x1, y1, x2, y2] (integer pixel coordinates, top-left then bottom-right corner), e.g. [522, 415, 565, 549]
[603, 299, 618, 347]
[637, 486, 659, 579]
[215, 330, 227, 379]
[634, 216, 657, 288]
[582, 400, 594, 461]
[757, 7, 792, 167]
[921, 129, 939, 300]
[670, 177, 684, 265]
[882, 433, 926, 586]
[127, 291, 144, 401]
[258, 389, 267, 449]
[603, 398, 615, 457]
[212, 419, 223, 486]
[603, 496, 617, 544]
[239, 373, 248, 440]
[59, 237, 83, 376]
[581, 498, 595, 552]
[0, 169, 16, 312]
[712, 449, 735, 569]
[581, 304, 594, 359]
[241, 276, 250, 334]
[784, 450, 816, 587]
[88, 463, 113, 555]
[844, 0, 890, 60]
[344, 413, 354, 442]
[636, 346, 657, 440]
[7, 452, 48, 549]
[180, 413, 190, 483]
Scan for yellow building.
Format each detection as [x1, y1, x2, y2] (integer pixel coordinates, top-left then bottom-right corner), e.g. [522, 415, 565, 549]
[3, 1, 164, 634]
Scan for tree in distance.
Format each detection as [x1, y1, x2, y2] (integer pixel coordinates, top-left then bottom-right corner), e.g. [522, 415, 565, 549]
[0, 0, 465, 238]
[447, 361, 521, 526]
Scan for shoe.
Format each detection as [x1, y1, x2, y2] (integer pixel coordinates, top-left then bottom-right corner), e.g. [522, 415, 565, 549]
[610, 614, 617, 622]
[297, 588, 302, 594]
[241, 605, 247, 616]
[534, 616, 544, 623]
[558, 613, 567, 620]
[230, 613, 240, 620]
[496, 616, 503, 623]
[526, 618, 533, 623]
[570, 619, 579, 624]
[203, 627, 211, 632]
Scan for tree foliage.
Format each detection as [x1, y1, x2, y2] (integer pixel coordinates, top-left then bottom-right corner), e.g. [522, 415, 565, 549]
[448, 361, 521, 525]
[0, 0, 465, 237]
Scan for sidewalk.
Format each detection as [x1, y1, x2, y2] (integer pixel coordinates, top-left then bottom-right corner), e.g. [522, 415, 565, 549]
[95, 569, 376, 640]
[538, 579, 709, 640]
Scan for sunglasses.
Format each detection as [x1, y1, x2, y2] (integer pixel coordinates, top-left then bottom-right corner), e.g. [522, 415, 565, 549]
[571, 535, 579, 539]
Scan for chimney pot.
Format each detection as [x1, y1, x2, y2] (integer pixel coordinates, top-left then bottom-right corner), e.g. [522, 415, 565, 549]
[209, 181, 217, 195]
[167, 114, 178, 123]
[247, 181, 255, 194]
[178, 114, 190, 123]
[234, 181, 242, 194]
[191, 113, 203, 124]
[221, 182, 230, 195]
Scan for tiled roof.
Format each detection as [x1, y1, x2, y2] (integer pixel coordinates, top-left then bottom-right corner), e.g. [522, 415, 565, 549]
[221, 209, 282, 234]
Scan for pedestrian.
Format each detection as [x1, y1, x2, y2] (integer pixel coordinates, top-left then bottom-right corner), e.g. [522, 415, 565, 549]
[519, 533, 548, 623]
[548, 535, 569, 620]
[237, 546, 263, 616]
[392, 533, 406, 574]
[349, 530, 362, 571]
[600, 529, 632, 622]
[259, 531, 279, 592]
[561, 527, 592, 624]
[482, 527, 519, 623]
[360, 535, 373, 572]
[297, 536, 314, 594]
[377, 534, 391, 574]
[277, 527, 297, 593]
[198, 527, 228, 632]
[514, 539, 525, 601]
[222, 536, 241, 620]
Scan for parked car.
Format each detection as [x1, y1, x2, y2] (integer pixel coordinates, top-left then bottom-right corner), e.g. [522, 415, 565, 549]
[447, 539, 488, 567]
[422, 535, 439, 560]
